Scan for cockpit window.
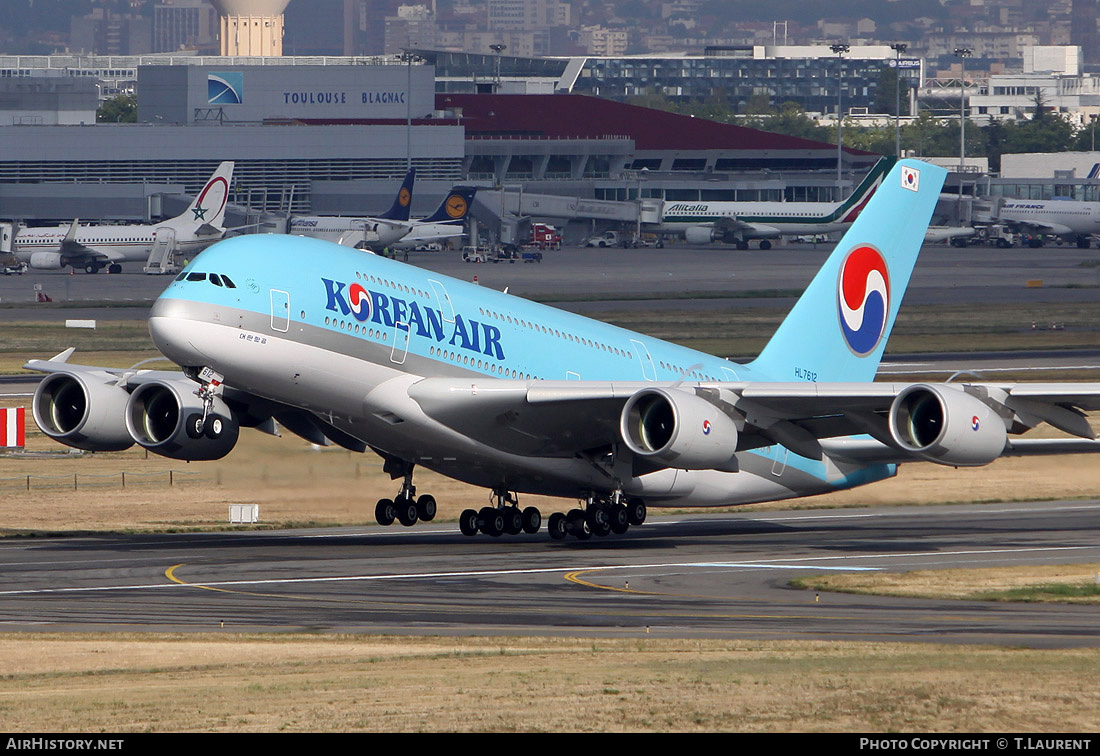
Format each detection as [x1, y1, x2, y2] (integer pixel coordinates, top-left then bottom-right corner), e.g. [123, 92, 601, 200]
[175, 272, 187, 281]
[221, 275, 237, 289]
[186, 272, 207, 282]
[209, 274, 223, 287]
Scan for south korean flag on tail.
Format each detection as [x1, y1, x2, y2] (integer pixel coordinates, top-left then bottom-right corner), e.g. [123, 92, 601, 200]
[900, 165, 920, 192]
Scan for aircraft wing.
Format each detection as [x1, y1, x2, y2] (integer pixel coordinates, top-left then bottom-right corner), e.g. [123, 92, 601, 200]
[1002, 219, 1075, 236]
[406, 377, 1100, 465]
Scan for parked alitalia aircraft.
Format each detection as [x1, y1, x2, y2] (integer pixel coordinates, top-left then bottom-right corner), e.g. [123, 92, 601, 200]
[27, 159, 1100, 540]
[653, 156, 894, 250]
[13, 162, 234, 274]
[290, 172, 476, 252]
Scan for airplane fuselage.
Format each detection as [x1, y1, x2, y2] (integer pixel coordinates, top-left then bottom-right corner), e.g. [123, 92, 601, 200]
[998, 200, 1100, 238]
[14, 223, 215, 263]
[149, 235, 893, 506]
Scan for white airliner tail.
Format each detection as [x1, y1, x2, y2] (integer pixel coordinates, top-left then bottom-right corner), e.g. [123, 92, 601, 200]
[166, 162, 234, 232]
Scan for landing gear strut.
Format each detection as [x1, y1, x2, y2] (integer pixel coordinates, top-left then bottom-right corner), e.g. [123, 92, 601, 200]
[547, 492, 647, 541]
[184, 366, 226, 440]
[459, 490, 541, 537]
[374, 463, 437, 528]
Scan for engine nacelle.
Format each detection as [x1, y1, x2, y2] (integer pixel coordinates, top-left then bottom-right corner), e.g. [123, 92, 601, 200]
[32, 372, 135, 452]
[29, 251, 64, 270]
[620, 387, 739, 470]
[125, 379, 239, 461]
[888, 384, 1007, 466]
[683, 226, 720, 245]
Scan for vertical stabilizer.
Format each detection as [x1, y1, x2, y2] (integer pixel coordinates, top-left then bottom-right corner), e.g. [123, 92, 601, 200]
[170, 161, 234, 230]
[377, 168, 416, 221]
[420, 186, 478, 224]
[746, 159, 947, 383]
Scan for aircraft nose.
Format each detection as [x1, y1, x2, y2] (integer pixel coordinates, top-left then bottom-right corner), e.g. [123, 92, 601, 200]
[149, 297, 209, 367]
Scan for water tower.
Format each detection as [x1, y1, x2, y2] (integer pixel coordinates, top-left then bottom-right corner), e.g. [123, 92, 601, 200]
[211, 0, 291, 56]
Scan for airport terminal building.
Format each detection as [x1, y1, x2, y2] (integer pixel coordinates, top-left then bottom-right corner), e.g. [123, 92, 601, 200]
[0, 53, 877, 231]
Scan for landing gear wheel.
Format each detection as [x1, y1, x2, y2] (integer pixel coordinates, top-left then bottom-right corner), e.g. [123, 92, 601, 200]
[609, 504, 630, 534]
[375, 498, 396, 526]
[503, 506, 523, 535]
[84, 263, 99, 274]
[736, 241, 749, 250]
[396, 496, 419, 526]
[585, 505, 609, 531]
[521, 506, 542, 534]
[459, 508, 479, 536]
[547, 512, 567, 540]
[108, 263, 122, 274]
[567, 509, 591, 540]
[203, 415, 224, 439]
[479, 506, 504, 537]
[185, 413, 205, 439]
[415, 494, 437, 522]
[627, 498, 647, 526]
[759, 239, 772, 250]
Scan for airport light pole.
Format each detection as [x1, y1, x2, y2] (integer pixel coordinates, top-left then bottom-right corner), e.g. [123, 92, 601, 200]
[830, 44, 850, 192]
[490, 44, 507, 91]
[890, 42, 908, 157]
[399, 50, 422, 172]
[954, 47, 972, 224]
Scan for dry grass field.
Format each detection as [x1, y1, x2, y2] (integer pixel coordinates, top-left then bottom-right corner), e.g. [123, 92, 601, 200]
[1, 635, 1098, 732]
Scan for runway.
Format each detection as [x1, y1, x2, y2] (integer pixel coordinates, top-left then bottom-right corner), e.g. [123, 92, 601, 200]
[2, 500, 1098, 646]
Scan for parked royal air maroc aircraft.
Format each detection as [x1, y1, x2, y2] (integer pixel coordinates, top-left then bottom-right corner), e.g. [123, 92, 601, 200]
[26, 159, 1100, 540]
[290, 173, 476, 252]
[13, 162, 234, 274]
[653, 156, 895, 250]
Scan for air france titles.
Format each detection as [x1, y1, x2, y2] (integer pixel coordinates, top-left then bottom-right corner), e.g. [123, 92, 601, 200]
[322, 278, 505, 360]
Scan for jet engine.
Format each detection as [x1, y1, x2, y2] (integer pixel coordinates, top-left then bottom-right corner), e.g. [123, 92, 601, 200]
[32, 371, 134, 452]
[620, 387, 739, 470]
[28, 252, 64, 270]
[888, 384, 1007, 466]
[683, 226, 720, 245]
[125, 379, 239, 461]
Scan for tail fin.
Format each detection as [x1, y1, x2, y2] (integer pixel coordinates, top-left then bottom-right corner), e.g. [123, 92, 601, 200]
[833, 155, 896, 224]
[376, 168, 416, 221]
[746, 158, 947, 383]
[171, 161, 234, 230]
[420, 186, 478, 224]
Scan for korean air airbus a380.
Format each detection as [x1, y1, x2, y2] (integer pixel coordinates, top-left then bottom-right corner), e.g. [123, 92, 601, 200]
[27, 159, 1100, 540]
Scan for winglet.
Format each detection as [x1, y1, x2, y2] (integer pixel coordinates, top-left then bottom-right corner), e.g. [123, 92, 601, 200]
[48, 347, 76, 363]
[745, 159, 947, 383]
[63, 219, 79, 242]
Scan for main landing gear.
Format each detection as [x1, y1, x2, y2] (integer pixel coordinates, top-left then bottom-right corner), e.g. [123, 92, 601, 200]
[459, 490, 541, 538]
[546, 494, 646, 541]
[374, 467, 437, 528]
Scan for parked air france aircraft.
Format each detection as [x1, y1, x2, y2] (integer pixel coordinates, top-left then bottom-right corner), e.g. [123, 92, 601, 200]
[26, 159, 1100, 540]
[290, 176, 476, 252]
[653, 156, 895, 250]
[13, 162, 234, 274]
[996, 197, 1100, 248]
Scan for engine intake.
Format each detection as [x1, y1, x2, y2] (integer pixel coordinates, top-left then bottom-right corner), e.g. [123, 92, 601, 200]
[28, 251, 64, 270]
[888, 384, 1006, 466]
[32, 372, 134, 452]
[125, 379, 239, 461]
[620, 388, 739, 470]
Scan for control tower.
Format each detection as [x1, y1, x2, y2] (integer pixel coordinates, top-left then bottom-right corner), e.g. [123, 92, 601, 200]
[211, 0, 291, 56]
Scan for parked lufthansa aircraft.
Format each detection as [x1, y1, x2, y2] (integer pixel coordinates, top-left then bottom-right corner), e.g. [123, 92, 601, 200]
[14, 162, 234, 274]
[26, 159, 1100, 540]
[290, 173, 476, 252]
